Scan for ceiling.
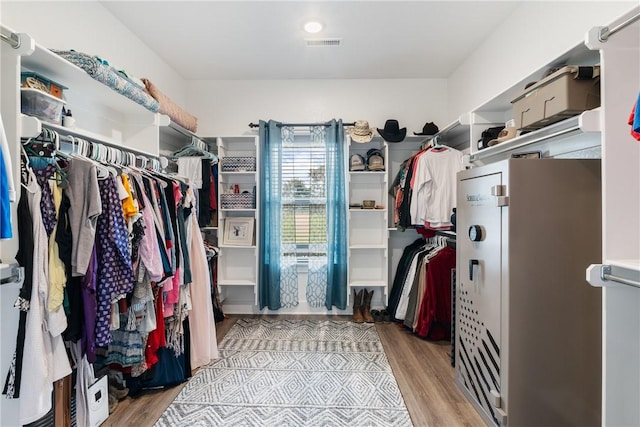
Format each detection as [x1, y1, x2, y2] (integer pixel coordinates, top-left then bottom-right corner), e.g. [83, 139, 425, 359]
[99, 1, 521, 81]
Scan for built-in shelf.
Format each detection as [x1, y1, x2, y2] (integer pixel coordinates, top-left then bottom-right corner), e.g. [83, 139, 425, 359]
[19, 40, 165, 156]
[469, 109, 601, 163]
[219, 208, 257, 212]
[607, 259, 640, 271]
[423, 115, 471, 151]
[160, 120, 208, 153]
[217, 279, 257, 287]
[348, 280, 387, 287]
[21, 43, 156, 118]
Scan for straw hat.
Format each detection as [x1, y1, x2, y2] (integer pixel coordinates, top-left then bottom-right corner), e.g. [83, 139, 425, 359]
[349, 120, 374, 143]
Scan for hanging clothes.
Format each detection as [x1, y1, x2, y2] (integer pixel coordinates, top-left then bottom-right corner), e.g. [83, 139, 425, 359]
[66, 156, 103, 277]
[187, 189, 219, 369]
[392, 145, 463, 230]
[389, 236, 456, 341]
[6, 135, 221, 410]
[94, 175, 134, 347]
[410, 146, 463, 228]
[414, 246, 456, 340]
[388, 238, 428, 317]
[15, 161, 71, 424]
[3, 170, 35, 399]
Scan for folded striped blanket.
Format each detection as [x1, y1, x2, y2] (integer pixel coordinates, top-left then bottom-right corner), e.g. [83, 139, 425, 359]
[51, 49, 160, 113]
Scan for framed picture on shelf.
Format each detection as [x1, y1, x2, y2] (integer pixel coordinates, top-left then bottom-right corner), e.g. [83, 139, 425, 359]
[223, 217, 255, 246]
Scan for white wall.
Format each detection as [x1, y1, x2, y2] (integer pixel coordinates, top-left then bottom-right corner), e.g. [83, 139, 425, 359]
[447, 1, 638, 122]
[187, 78, 447, 137]
[0, 0, 187, 106]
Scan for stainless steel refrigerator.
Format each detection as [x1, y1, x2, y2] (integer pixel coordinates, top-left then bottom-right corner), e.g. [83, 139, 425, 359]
[456, 158, 602, 426]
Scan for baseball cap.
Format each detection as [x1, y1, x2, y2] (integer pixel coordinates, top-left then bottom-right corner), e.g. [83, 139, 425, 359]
[350, 153, 365, 171]
[366, 149, 385, 171]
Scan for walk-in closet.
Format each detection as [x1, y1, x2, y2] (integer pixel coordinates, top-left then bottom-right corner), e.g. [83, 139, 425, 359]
[1, 2, 638, 426]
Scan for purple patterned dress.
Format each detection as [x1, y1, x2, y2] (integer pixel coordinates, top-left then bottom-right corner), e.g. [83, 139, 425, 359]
[95, 175, 134, 347]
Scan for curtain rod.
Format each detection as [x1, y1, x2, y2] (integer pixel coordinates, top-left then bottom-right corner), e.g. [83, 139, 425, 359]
[248, 121, 355, 128]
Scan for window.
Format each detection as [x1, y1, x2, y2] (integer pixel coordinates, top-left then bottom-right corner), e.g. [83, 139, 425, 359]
[281, 138, 327, 260]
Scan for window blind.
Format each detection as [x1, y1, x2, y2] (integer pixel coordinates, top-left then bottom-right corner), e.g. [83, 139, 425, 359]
[281, 141, 327, 258]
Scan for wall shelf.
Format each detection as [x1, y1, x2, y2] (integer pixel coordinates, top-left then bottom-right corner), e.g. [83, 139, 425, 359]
[159, 120, 208, 153]
[469, 108, 601, 163]
[217, 279, 257, 287]
[20, 41, 165, 156]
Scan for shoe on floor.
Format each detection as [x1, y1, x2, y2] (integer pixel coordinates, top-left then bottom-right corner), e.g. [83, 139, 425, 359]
[108, 393, 118, 414]
[109, 384, 129, 400]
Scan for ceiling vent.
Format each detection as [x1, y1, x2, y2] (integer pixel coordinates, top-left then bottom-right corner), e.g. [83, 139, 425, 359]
[305, 38, 341, 47]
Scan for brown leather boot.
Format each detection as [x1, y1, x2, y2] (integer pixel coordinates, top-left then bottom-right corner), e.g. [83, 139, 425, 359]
[352, 289, 364, 323]
[362, 289, 375, 323]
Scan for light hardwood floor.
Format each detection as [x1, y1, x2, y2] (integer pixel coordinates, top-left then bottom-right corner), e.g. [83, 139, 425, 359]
[104, 314, 485, 427]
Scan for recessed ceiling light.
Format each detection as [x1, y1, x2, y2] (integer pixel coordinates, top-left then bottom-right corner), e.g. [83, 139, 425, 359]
[304, 21, 323, 34]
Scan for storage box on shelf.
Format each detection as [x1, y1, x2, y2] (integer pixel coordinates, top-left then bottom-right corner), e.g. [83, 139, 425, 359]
[511, 65, 600, 131]
[346, 136, 389, 307]
[21, 71, 66, 99]
[220, 192, 255, 210]
[20, 87, 65, 125]
[221, 156, 256, 172]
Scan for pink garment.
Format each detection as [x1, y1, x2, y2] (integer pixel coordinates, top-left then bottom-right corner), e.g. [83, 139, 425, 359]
[134, 175, 164, 282]
[162, 274, 174, 317]
[188, 207, 218, 369]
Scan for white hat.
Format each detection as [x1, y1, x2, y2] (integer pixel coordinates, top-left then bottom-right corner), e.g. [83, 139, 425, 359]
[488, 127, 517, 146]
[349, 120, 374, 143]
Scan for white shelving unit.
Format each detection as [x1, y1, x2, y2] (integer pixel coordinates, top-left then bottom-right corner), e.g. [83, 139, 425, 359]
[346, 136, 389, 307]
[214, 136, 260, 313]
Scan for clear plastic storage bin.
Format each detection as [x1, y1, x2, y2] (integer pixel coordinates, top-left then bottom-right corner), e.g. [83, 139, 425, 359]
[20, 87, 66, 125]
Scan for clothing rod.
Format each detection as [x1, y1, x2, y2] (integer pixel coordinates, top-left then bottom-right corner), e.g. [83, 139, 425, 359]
[248, 121, 355, 128]
[0, 32, 20, 49]
[41, 122, 160, 159]
[601, 265, 640, 289]
[0, 263, 23, 286]
[599, 11, 640, 41]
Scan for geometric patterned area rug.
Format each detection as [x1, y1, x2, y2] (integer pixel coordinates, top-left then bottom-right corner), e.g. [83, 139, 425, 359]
[155, 318, 413, 426]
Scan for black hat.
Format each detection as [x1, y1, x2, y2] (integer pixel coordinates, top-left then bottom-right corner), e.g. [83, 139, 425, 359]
[414, 122, 439, 136]
[377, 119, 406, 143]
